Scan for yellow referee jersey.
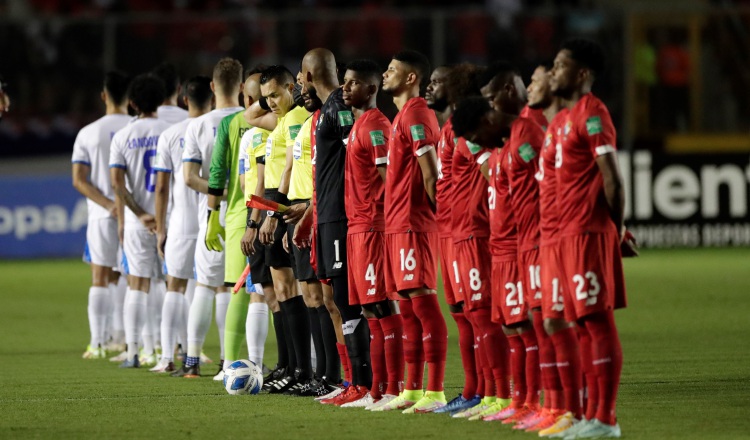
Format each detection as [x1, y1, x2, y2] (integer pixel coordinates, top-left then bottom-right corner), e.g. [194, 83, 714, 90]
[242, 126, 271, 202]
[287, 115, 313, 201]
[264, 105, 309, 189]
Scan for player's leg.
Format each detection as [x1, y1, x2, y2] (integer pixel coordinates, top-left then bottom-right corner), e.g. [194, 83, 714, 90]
[83, 218, 119, 359]
[110, 270, 127, 352]
[152, 274, 186, 373]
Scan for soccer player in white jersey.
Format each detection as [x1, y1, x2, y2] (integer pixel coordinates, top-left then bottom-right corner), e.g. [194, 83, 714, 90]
[177, 58, 245, 378]
[109, 74, 170, 368]
[149, 76, 214, 373]
[73, 71, 133, 359]
[153, 62, 189, 124]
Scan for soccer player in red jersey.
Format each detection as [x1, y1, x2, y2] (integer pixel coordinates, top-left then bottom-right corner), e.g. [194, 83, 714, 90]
[340, 60, 405, 410]
[546, 38, 627, 438]
[378, 50, 448, 414]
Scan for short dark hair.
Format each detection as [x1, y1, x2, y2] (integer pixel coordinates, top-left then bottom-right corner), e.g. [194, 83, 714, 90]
[393, 49, 431, 88]
[561, 38, 606, 77]
[151, 62, 179, 98]
[246, 63, 268, 79]
[345, 59, 382, 84]
[451, 96, 491, 138]
[478, 60, 519, 90]
[128, 74, 165, 114]
[259, 65, 295, 86]
[104, 71, 132, 105]
[185, 75, 213, 108]
[444, 63, 486, 106]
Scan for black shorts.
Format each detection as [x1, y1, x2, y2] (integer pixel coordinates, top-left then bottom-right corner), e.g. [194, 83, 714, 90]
[316, 221, 348, 279]
[262, 188, 292, 269]
[248, 218, 272, 285]
[286, 208, 317, 282]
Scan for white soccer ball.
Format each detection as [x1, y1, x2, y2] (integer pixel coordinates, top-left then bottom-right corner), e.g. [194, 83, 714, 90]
[223, 359, 263, 395]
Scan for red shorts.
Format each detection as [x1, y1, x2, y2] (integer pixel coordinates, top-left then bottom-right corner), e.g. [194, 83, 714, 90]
[347, 232, 393, 305]
[384, 232, 438, 293]
[438, 236, 462, 305]
[519, 248, 542, 309]
[490, 256, 527, 325]
[539, 243, 566, 320]
[455, 237, 492, 311]
[559, 232, 627, 320]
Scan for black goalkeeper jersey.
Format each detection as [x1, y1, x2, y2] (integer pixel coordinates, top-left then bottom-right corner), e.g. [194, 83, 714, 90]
[315, 87, 354, 224]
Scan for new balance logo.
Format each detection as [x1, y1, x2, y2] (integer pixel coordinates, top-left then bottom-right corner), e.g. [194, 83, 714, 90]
[403, 274, 414, 281]
[510, 306, 521, 316]
[366, 288, 376, 296]
[586, 297, 598, 306]
[552, 304, 564, 312]
[534, 292, 542, 300]
[470, 293, 482, 302]
[332, 262, 342, 269]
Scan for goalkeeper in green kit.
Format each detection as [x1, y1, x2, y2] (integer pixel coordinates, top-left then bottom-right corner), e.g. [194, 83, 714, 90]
[206, 68, 274, 378]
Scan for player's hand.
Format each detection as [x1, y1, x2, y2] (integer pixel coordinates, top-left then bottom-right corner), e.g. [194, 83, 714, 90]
[108, 204, 118, 219]
[293, 221, 312, 250]
[139, 213, 156, 233]
[241, 228, 257, 256]
[157, 231, 167, 259]
[621, 229, 639, 258]
[259, 217, 277, 246]
[205, 209, 225, 252]
[282, 232, 289, 253]
[282, 203, 306, 225]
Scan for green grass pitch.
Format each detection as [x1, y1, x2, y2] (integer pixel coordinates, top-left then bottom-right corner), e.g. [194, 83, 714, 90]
[1, 248, 749, 439]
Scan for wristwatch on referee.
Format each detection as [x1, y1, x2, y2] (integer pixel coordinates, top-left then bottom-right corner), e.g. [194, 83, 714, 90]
[247, 220, 259, 229]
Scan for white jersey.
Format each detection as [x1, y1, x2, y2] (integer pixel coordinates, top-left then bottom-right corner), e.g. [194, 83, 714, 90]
[71, 114, 132, 220]
[153, 118, 199, 238]
[157, 105, 188, 125]
[109, 117, 171, 231]
[182, 106, 244, 213]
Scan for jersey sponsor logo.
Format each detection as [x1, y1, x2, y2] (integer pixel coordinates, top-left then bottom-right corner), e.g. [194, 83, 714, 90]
[293, 139, 302, 160]
[337, 111, 354, 127]
[369, 130, 385, 147]
[586, 116, 603, 135]
[466, 140, 482, 155]
[518, 142, 537, 162]
[265, 137, 272, 157]
[289, 124, 302, 141]
[410, 124, 426, 141]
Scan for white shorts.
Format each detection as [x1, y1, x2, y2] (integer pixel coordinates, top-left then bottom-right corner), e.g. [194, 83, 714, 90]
[194, 224, 225, 287]
[165, 235, 197, 280]
[122, 228, 160, 279]
[84, 217, 118, 267]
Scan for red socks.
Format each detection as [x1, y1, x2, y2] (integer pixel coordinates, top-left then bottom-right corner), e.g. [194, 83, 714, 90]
[550, 325, 583, 418]
[578, 325, 599, 421]
[532, 311, 563, 410]
[336, 342, 352, 385]
[507, 334, 526, 408]
[470, 307, 511, 399]
[451, 311, 478, 399]
[584, 311, 622, 426]
[379, 314, 405, 395]
[519, 329, 541, 408]
[367, 318, 385, 399]
[399, 298, 425, 391]
[411, 294, 448, 392]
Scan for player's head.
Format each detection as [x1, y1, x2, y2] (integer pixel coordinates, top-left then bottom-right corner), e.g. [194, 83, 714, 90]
[342, 59, 382, 109]
[425, 66, 452, 111]
[551, 38, 605, 99]
[185, 75, 213, 111]
[128, 73, 165, 116]
[151, 62, 180, 101]
[296, 70, 322, 113]
[211, 57, 243, 98]
[103, 71, 132, 107]
[260, 65, 296, 116]
[527, 64, 554, 109]
[479, 60, 526, 115]
[301, 48, 339, 99]
[452, 96, 503, 148]
[243, 64, 268, 108]
[444, 63, 486, 108]
[382, 49, 430, 95]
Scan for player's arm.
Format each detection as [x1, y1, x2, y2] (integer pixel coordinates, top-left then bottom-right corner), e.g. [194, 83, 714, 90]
[72, 163, 116, 216]
[208, 116, 232, 210]
[596, 152, 625, 237]
[279, 140, 308, 224]
[110, 166, 155, 232]
[243, 100, 277, 131]
[241, 158, 266, 256]
[154, 171, 170, 257]
[417, 148, 439, 208]
[183, 161, 208, 194]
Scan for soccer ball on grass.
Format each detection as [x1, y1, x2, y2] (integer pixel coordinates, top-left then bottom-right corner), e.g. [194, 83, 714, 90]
[223, 360, 263, 395]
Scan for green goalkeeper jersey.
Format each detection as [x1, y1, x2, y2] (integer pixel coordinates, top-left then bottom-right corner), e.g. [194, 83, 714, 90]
[208, 110, 251, 230]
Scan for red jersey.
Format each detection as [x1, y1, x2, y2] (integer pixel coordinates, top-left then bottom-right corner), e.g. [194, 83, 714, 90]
[557, 94, 618, 236]
[345, 108, 390, 233]
[503, 117, 545, 252]
[451, 137, 491, 241]
[385, 97, 440, 234]
[488, 147, 517, 259]
[520, 105, 548, 132]
[537, 109, 569, 245]
[436, 118, 456, 238]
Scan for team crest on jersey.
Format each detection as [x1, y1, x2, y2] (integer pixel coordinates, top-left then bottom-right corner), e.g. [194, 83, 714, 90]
[369, 130, 385, 147]
[466, 140, 482, 155]
[518, 143, 536, 162]
[289, 124, 302, 141]
[410, 124, 426, 141]
[338, 111, 354, 126]
[586, 116, 603, 135]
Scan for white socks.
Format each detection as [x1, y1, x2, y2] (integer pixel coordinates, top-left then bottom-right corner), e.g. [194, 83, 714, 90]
[246, 302, 269, 366]
[124, 288, 147, 361]
[87, 286, 109, 348]
[215, 291, 230, 359]
[111, 276, 127, 344]
[187, 286, 214, 358]
[160, 291, 183, 362]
